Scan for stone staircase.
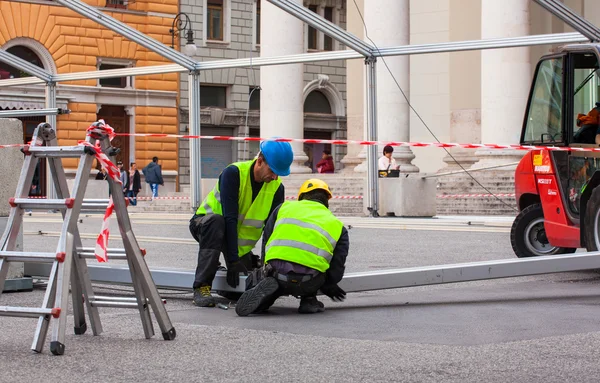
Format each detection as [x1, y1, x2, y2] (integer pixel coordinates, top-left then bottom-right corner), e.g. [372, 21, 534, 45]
[435, 169, 518, 216]
[128, 170, 519, 216]
[128, 174, 366, 216]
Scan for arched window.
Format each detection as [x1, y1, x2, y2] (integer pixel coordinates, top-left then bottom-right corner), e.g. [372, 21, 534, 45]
[304, 90, 332, 114]
[0, 46, 44, 79]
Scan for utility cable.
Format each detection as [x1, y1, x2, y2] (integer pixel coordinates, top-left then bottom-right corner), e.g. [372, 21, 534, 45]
[352, 0, 518, 212]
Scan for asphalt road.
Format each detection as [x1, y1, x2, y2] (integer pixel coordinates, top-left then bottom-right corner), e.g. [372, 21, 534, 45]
[2, 212, 600, 382]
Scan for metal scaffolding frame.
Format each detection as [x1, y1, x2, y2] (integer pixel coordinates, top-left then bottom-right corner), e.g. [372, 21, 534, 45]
[0, 0, 598, 295]
[0, 0, 594, 212]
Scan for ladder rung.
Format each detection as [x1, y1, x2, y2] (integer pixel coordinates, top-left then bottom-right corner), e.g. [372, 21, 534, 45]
[0, 306, 61, 318]
[10, 198, 75, 209]
[89, 301, 142, 309]
[77, 247, 146, 258]
[11, 198, 110, 211]
[91, 295, 166, 304]
[0, 251, 65, 263]
[24, 145, 89, 158]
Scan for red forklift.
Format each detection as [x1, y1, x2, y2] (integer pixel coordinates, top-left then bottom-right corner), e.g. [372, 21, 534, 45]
[511, 44, 600, 257]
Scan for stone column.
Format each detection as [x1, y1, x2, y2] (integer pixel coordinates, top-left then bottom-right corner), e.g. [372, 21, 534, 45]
[340, 0, 365, 173]
[476, 0, 531, 168]
[360, 0, 418, 173]
[260, 0, 311, 173]
[441, 0, 481, 171]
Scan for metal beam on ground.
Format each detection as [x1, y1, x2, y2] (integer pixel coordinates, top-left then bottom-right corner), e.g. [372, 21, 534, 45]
[53, 0, 198, 71]
[533, 0, 600, 42]
[267, 0, 374, 57]
[0, 49, 53, 82]
[23, 250, 600, 293]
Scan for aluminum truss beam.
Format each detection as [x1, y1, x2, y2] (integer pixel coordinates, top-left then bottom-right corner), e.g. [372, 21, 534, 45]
[365, 58, 379, 216]
[267, 0, 373, 57]
[0, 32, 587, 89]
[0, 108, 69, 118]
[53, 0, 198, 71]
[0, 49, 52, 82]
[23, 250, 600, 294]
[533, 0, 600, 42]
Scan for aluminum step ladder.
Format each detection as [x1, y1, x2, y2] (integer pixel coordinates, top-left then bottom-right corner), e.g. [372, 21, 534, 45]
[0, 121, 176, 355]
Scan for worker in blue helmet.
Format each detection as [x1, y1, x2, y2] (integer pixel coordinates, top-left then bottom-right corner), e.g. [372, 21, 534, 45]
[190, 139, 294, 307]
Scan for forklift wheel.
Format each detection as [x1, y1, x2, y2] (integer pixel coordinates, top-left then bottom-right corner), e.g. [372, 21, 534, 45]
[510, 203, 577, 258]
[584, 187, 600, 251]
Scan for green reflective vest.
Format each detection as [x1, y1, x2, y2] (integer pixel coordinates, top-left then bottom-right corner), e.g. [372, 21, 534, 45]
[265, 200, 344, 272]
[196, 160, 281, 256]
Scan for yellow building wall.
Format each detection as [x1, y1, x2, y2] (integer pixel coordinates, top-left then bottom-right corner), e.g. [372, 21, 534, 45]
[0, 0, 179, 171]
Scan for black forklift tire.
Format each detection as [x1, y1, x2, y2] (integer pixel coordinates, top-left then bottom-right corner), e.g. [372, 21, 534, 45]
[583, 186, 600, 251]
[510, 203, 577, 258]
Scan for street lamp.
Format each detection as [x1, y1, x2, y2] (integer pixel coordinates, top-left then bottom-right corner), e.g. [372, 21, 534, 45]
[169, 13, 197, 57]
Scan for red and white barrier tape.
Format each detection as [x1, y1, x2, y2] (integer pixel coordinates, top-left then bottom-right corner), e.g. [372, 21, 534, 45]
[0, 143, 26, 149]
[436, 193, 516, 199]
[111, 132, 600, 152]
[3, 129, 600, 153]
[94, 198, 114, 263]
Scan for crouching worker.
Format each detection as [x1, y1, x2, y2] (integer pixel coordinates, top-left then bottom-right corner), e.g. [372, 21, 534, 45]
[235, 179, 349, 316]
[190, 140, 293, 307]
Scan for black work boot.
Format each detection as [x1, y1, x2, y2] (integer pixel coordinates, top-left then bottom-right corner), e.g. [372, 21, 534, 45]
[298, 296, 325, 314]
[235, 277, 279, 317]
[193, 285, 215, 307]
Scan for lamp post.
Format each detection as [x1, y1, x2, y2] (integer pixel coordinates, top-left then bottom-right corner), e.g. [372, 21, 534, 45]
[169, 13, 197, 57]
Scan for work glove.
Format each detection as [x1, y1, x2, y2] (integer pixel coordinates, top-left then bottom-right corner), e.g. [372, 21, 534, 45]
[320, 283, 346, 302]
[226, 261, 248, 288]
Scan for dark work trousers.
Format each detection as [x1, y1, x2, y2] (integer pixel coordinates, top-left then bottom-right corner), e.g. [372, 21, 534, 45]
[189, 214, 253, 289]
[258, 265, 326, 311]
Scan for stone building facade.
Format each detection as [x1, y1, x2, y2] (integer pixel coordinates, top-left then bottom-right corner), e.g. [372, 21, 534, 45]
[176, 0, 347, 189]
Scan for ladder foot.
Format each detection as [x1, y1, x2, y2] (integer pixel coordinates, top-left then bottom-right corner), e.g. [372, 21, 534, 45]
[50, 341, 65, 356]
[74, 322, 87, 335]
[162, 327, 176, 341]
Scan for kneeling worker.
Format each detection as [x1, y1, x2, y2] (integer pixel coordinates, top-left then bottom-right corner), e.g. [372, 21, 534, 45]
[190, 140, 293, 307]
[235, 179, 349, 316]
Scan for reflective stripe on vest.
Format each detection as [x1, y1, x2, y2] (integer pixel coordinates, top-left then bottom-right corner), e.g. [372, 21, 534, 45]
[195, 160, 281, 256]
[265, 200, 343, 273]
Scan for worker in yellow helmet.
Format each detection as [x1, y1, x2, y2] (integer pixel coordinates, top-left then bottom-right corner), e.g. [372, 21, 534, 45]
[235, 179, 349, 316]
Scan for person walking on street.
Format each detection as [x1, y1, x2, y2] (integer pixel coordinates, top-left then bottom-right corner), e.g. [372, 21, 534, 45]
[235, 178, 349, 316]
[126, 162, 141, 206]
[142, 156, 164, 199]
[190, 140, 294, 307]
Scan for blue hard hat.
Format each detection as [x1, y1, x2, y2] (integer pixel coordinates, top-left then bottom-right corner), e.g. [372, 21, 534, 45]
[260, 139, 293, 176]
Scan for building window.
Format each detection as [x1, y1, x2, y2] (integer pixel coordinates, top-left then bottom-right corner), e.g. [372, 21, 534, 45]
[105, 0, 127, 9]
[304, 90, 331, 114]
[307, 5, 318, 50]
[207, 0, 224, 41]
[249, 87, 260, 110]
[200, 86, 227, 108]
[98, 62, 132, 88]
[255, 0, 261, 45]
[0, 46, 44, 79]
[324, 7, 334, 51]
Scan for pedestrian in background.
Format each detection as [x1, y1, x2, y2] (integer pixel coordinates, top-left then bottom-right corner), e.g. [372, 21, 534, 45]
[142, 156, 164, 200]
[316, 150, 334, 173]
[126, 162, 141, 206]
[118, 161, 127, 192]
[378, 145, 399, 171]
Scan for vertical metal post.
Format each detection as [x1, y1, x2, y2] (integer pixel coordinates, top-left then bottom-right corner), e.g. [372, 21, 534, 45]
[45, 82, 57, 199]
[365, 57, 379, 217]
[188, 71, 202, 209]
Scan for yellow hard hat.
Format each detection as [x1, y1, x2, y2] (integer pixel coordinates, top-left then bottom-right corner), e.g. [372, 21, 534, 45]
[298, 178, 332, 200]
